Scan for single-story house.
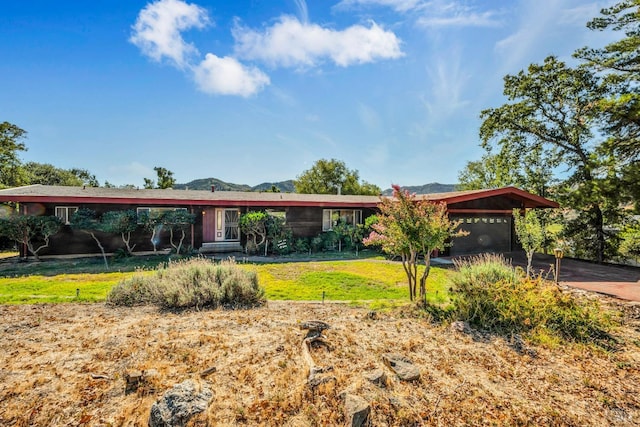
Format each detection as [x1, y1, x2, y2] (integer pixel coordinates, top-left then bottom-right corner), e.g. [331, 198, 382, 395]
[0, 184, 558, 258]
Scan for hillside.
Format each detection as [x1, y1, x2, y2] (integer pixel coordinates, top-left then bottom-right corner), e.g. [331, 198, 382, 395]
[175, 178, 454, 195]
[381, 182, 457, 195]
[174, 178, 295, 193]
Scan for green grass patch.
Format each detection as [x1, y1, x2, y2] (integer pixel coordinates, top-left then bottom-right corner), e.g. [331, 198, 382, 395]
[0, 272, 134, 304]
[242, 260, 451, 303]
[0, 257, 453, 305]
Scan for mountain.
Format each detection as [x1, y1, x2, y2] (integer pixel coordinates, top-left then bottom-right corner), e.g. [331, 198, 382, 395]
[175, 178, 456, 195]
[381, 183, 457, 196]
[174, 178, 295, 193]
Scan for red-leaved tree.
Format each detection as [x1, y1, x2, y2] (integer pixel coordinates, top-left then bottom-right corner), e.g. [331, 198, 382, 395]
[364, 185, 467, 306]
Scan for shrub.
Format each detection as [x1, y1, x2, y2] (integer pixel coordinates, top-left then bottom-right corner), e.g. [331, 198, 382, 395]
[451, 254, 613, 344]
[107, 258, 265, 309]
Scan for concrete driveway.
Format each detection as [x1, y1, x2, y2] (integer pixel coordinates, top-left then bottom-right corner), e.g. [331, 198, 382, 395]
[503, 252, 640, 302]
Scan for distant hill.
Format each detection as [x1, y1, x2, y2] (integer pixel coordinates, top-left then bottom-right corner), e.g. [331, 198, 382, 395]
[174, 178, 455, 195]
[174, 178, 295, 193]
[381, 183, 457, 196]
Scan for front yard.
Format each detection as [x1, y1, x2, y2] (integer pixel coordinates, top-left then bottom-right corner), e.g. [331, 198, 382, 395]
[0, 256, 452, 305]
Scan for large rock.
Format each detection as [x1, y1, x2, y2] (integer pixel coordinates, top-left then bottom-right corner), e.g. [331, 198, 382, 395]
[382, 353, 420, 382]
[344, 393, 371, 427]
[148, 380, 213, 427]
[363, 369, 387, 387]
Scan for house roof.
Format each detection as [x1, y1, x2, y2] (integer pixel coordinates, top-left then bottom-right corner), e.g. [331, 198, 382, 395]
[0, 184, 559, 209]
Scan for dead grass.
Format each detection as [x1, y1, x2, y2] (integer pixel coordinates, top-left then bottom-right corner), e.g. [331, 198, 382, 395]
[1, 300, 639, 426]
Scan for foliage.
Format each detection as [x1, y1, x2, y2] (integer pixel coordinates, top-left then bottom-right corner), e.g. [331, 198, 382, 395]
[364, 185, 466, 306]
[0, 214, 63, 261]
[158, 210, 196, 255]
[239, 211, 269, 254]
[70, 208, 109, 268]
[0, 121, 28, 188]
[513, 209, 546, 277]
[479, 56, 627, 263]
[144, 166, 176, 189]
[23, 162, 99, 187]
[107, 258, 265, 309]
[294, 158, 380, 195]
[620, 221, 640, 263]
[451, 254, 614, 344]
[457, 145, 555, 196]
[101, 210, 139, 255]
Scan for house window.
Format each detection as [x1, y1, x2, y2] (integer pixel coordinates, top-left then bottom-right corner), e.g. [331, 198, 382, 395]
[322, 209, 363, 231]
[136, 207, 187, 223]
[55, 206, 78, 225]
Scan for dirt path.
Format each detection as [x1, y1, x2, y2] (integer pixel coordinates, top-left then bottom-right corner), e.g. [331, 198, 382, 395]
[1, 301, 639, 426]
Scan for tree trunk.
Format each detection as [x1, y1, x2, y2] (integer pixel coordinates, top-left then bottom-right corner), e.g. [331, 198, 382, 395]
[419, 255, 431, 307]
[593, 204, 605, 263]
[89, 232, 108, 268]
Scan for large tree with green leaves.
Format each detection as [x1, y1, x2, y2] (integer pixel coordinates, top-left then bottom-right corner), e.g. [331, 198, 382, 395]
[0, 122, 29, 188]
[144, 166, 176, 189]
[294, 159, 380, 195]
[479, 56, 624, 263]
[0, 215, 63, 261]
[364, 185, 465, 306]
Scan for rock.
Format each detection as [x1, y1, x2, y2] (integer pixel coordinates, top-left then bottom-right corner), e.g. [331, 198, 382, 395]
[364, 369, 387, 387]
[382, 353, 420, 382]
[450, 321, 469, 333]
[344, 394, 371, 427]
[148, 380, 213, 427]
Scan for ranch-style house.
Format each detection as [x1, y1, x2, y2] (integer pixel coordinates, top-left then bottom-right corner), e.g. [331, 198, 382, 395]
[0, 184, 559, 258]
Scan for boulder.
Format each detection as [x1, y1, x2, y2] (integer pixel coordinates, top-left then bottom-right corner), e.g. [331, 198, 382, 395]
[382, 353, 420, 382]
[344, 393, 371, 427]
[363, 369, 387, 387]
[148, 380, 213, 427]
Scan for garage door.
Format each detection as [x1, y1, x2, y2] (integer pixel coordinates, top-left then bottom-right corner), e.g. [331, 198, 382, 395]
[449, 216, 512, 256]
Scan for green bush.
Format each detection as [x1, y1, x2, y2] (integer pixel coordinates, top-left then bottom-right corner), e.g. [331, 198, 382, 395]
[107, 258, 265, 309]
[451, 254, 613, 344]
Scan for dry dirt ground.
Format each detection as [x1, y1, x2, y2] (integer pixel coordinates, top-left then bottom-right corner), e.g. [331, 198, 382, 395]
[1, 300, 640, 426]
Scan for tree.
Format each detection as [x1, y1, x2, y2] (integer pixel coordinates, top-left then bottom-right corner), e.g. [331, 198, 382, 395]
[144, 166, 176, 189]
[575, 0, 640, 173]
[70, 208, 109, 268]
[101, 210, 139, 255]
[0, 122, 28, 188]
[479, 56, 622, 263]
[159, 210, 195, 255]
[363, 185, 466, 306]
[512, 209, 546, 278]
[239, 211, 269, 254]
[294, 159, 380, 195]
[0, 215, 62, 261]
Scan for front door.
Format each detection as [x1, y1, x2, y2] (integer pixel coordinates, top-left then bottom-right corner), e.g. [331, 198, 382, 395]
[214, 208, 239, 242]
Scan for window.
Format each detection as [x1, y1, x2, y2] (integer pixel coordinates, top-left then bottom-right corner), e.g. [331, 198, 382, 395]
[55, 206, 78, 225]
[136, 207, 187, 223]
[322, 209, 363, 231]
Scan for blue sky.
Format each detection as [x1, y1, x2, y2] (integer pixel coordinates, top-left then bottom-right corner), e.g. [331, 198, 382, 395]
[0, 0, 616, 188]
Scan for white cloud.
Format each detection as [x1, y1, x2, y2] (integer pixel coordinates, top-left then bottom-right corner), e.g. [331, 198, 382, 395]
[130, 0, 210, 68]
[233, 16, 403, 68]
[193, 54, 270, 97]
[337, 0, 422, 13]
[417, 9, 500, 28]
[293, 0, 309, 23]
[338, 0, 502, 28]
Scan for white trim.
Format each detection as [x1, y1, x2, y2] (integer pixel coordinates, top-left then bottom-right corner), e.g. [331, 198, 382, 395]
[55, 206, 78, 225]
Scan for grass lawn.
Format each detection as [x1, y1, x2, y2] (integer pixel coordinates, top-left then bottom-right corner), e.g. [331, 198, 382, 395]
[0, 257, 452, 305]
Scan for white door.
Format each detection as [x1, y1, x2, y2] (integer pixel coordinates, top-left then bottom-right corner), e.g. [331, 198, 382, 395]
[215, 209, 239, 241]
